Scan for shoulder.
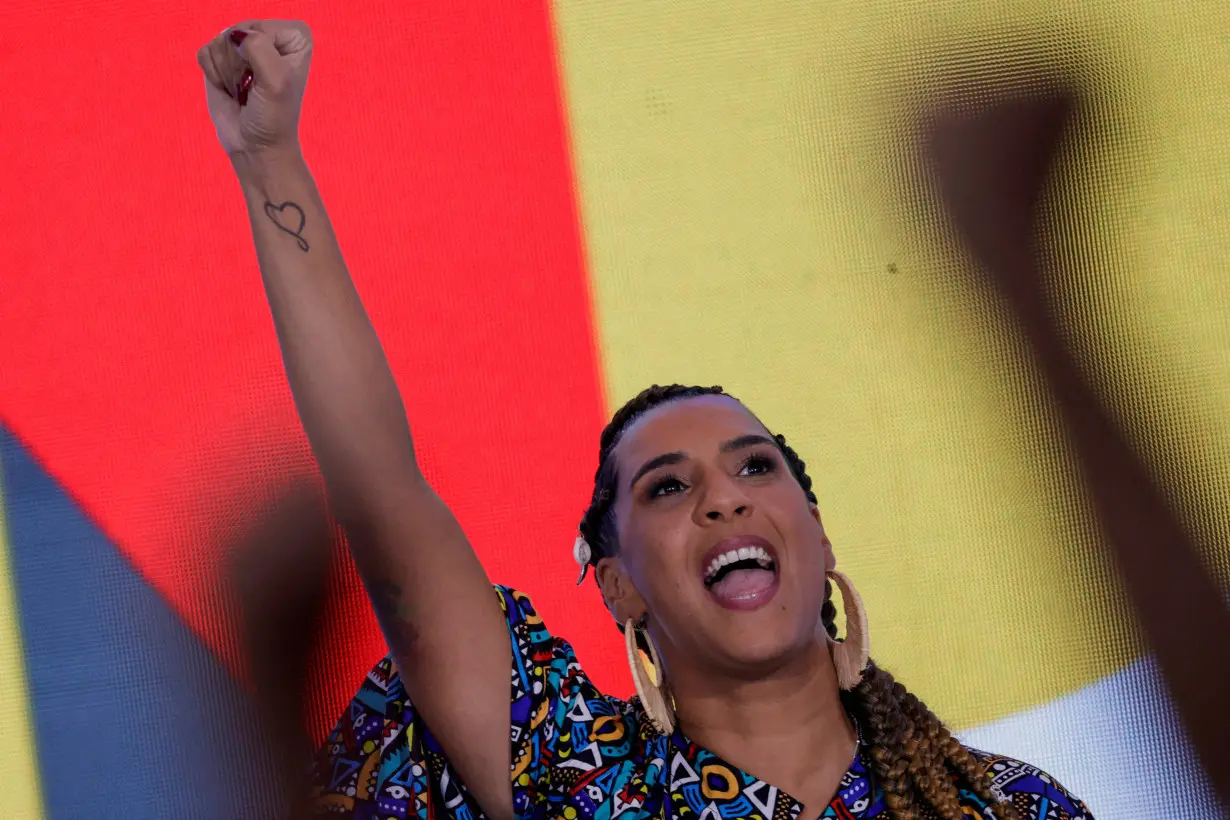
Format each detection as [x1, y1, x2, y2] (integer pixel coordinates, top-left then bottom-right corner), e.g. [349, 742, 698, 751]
[492, 583, 636, 719]
[967, 748, 1094, 820]
[494, 584, 549, 634]
[346, 585, 567, 714]
[492, 588, 656, 778]
[372, 584, 639, 736]
[358, 583, 643, 735]
[368, 584, 603, 693]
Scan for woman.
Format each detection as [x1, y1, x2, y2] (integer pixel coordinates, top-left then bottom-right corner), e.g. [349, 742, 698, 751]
[197, 20, 1093, 820]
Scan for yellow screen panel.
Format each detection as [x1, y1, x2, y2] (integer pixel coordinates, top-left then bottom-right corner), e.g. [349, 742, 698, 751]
[554, 0, 1230, 727]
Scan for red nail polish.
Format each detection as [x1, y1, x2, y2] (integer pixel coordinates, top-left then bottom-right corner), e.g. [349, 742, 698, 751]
[229, 29, 248, 46]
[237, 69, 253, 106]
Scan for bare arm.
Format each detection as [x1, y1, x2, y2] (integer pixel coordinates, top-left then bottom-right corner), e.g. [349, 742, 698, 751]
[197, 21, 517, 815]
[234, 145, 515, 818]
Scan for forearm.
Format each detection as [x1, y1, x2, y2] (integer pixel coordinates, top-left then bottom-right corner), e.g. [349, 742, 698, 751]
[233, 149, 424, 521]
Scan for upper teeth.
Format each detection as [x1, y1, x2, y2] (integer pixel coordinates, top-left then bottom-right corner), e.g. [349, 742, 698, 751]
[704, 546, 774, 582]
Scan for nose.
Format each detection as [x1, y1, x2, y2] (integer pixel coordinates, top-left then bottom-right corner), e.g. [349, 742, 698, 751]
[694, 475, 754, 525]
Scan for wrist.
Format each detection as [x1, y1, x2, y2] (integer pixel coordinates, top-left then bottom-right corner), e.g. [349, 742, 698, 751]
[231, 146, 309, 194]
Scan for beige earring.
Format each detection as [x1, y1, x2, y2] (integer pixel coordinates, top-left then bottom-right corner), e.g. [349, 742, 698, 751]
[573, 536, 592, 585]
[827, 570, 870, 690]
[625, 616, 675, 735]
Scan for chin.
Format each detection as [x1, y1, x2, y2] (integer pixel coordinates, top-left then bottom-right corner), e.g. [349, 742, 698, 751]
[707, 613, 820, 678]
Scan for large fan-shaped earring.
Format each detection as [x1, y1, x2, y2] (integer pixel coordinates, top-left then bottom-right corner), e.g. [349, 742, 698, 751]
[625, 616, 675, 735]
[827, 570, 870, 690]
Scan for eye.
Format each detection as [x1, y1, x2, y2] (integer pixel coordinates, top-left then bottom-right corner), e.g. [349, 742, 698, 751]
[738, 452, 778, 477]
[647, 473, 687, 499]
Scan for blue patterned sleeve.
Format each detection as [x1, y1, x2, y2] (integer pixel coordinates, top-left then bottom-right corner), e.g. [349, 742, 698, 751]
[311, 585, 582, 820]
[973, 750, 1096, 819]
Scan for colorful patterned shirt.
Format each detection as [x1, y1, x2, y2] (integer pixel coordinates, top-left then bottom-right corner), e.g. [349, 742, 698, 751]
[313, 586, 1093, 820]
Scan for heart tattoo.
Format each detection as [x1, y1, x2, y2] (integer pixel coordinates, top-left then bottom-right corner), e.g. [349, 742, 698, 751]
[264, 201, 311, 252]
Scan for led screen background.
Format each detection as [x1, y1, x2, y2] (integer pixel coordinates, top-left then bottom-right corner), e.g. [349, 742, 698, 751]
[1, 1, 1226, 817]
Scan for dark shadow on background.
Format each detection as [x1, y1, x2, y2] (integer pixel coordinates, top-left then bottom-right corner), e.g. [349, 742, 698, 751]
[898, 29, 1230, 807]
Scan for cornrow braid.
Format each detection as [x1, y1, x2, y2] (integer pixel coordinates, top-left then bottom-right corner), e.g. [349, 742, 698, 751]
[578, 384, 1020, 820]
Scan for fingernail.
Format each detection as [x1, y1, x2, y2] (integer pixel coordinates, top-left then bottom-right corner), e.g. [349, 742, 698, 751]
[229, 29, 248, 46]
[237, 69, 253, 106]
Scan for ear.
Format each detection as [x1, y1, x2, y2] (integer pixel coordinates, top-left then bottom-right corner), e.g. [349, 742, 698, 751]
[596, 555, 648, 625]
[809, 503, 837, 571]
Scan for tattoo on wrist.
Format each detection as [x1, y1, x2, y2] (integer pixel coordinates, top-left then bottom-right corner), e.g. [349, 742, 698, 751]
[368, 579, 421, 652]
[264, 201, 311, 252]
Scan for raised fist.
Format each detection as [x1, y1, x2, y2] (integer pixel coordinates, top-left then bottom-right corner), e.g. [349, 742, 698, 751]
[197, 20, 313, 156]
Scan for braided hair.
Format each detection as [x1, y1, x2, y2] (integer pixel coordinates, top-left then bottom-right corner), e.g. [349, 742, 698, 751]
[578, 384, 1022, 820]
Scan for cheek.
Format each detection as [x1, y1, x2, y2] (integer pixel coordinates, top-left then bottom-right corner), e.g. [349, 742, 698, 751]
[622, 520, 692, 598]
[772, 497, 831, 561]
[814, 520, 837, 570]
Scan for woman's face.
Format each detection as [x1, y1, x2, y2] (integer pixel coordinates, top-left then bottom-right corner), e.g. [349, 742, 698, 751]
[597, 394, 835, 679]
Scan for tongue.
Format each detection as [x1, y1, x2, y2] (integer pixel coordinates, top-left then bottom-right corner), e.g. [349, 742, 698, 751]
[709, 567, 776, 603]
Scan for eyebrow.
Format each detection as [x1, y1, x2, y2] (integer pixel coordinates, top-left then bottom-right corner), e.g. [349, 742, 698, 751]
[720, 434, 778, 454]
[627, 434, 779, 491]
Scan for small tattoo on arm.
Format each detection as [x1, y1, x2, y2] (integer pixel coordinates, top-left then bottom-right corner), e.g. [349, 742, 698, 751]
[264, 201, 311, 252]
[368, 579, 422, 652]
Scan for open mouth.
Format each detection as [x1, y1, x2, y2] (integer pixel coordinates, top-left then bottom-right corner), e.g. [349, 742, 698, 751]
[701, 537, 780, 611]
